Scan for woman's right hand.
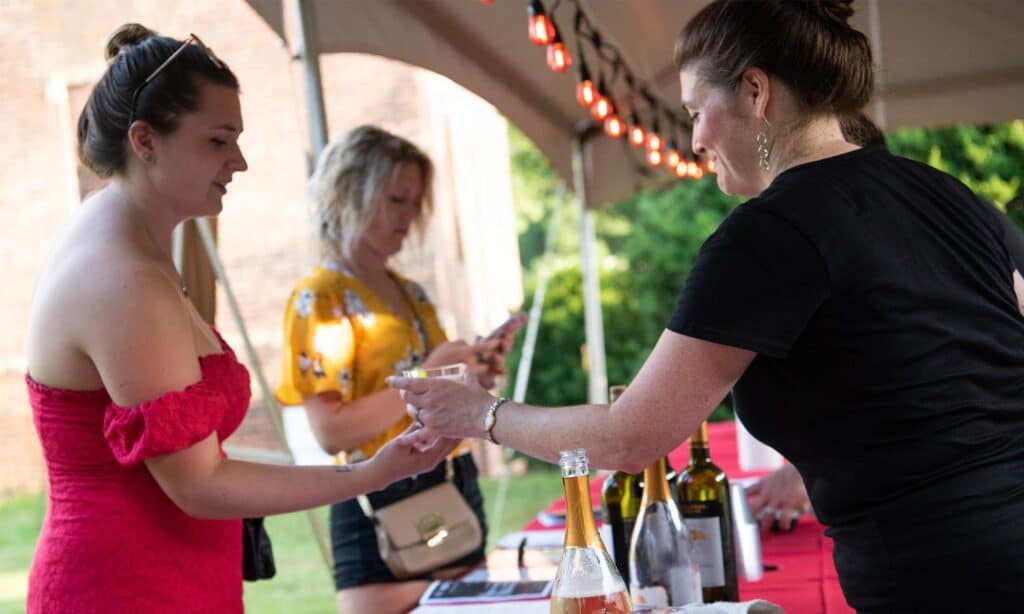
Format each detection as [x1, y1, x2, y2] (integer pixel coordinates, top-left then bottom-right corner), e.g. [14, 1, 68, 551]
[366, 425, 460, 488]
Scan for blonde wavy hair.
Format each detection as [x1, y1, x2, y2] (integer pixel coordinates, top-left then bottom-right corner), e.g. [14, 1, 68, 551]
[310, 125, 434, 266]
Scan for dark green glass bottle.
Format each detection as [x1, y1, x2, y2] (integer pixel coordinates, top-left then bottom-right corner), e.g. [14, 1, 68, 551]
[600, 385, 643, 586]
[676, 421, 739, 602]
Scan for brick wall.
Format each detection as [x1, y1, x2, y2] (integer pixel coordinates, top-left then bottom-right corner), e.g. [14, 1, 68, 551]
[0, 0, 521, 496]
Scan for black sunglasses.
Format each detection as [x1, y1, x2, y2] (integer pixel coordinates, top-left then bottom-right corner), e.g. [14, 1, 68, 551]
[126, 33, 224, 128]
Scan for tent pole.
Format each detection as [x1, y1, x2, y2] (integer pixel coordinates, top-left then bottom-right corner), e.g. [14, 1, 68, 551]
[574, 136, 608, 404]
[293, 0, 328, 163]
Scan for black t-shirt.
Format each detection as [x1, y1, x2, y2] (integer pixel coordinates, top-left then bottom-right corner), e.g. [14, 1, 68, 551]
[669, 146, 1024, 610]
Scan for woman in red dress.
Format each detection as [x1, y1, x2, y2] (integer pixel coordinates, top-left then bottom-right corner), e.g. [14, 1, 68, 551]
[24, 24, 456, 613]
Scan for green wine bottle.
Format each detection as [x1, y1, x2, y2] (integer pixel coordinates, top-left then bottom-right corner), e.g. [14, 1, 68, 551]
[676, 421, 739, 602]
[601, 385, 642, 586]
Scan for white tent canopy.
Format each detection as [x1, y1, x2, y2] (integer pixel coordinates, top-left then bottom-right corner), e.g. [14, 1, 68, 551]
[246, 0, 1024, 209]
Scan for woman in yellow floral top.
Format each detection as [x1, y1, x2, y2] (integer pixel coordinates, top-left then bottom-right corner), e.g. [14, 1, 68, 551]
[277, 125, 508, 614]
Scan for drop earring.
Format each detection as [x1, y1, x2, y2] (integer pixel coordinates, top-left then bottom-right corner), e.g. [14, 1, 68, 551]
[755, 117, 771, 172]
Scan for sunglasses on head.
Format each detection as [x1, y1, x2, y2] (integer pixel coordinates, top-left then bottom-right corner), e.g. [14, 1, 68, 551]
[126, 33, 224, 128]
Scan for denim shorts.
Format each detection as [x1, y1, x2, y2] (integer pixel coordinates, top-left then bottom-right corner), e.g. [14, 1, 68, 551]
[329, 453, 488, 590]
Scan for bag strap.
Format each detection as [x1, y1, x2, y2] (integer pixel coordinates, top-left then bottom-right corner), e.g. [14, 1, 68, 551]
[357, 456, 455, 520]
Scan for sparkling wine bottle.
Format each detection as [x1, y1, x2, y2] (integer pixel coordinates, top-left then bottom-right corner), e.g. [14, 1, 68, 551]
[676, 421, 740, 601]
[629, 457, 703, 607]
[601, 385, 643, 586]
[550, 449, 632, 614]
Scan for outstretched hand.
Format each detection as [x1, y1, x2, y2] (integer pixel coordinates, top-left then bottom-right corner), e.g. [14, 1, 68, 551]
[387, 371, 495, 442]
[369, 424, 461, 488]
[746, 463, 810, 532]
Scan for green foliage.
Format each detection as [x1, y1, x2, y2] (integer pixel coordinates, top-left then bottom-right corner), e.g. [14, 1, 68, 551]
[886, 121, 1024, 210]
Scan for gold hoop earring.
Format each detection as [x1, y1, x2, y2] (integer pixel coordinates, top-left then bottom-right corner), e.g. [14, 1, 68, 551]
[755, 118, 771, 172]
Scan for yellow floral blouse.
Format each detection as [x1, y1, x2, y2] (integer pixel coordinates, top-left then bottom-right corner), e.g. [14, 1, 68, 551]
[276, 263, 468, 460]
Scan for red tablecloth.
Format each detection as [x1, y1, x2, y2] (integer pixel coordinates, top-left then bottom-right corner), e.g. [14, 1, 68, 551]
[522, 421, 853, 614]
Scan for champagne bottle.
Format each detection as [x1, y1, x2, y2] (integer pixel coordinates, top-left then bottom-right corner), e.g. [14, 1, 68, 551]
[629, 457, 703, 607]
[601, 385, 643, 586]
[676, 421, 740, 601]
[550, 449, 632, 614]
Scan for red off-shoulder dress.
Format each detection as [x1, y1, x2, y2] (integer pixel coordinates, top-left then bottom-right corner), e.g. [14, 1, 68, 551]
[25, 332, 251, 613]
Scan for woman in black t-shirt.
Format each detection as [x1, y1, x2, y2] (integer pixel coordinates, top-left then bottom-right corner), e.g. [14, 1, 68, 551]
[391, 1, 1024, 610]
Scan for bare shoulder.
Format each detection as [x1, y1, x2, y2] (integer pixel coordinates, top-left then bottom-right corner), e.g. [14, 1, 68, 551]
[85, 259, 203, 406]
[30, 249, 201, 405]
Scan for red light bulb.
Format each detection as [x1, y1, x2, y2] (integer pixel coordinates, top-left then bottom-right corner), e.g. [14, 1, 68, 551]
[628, 124, 646, 148]
[528, 14, 555, 46]
[665, 149, 681, 169]
[647, 133, 663, 152]
[576, 79, 596, 108]
[604, 114, 625, 138]
[647, 148, 663, 167]
[546, 41, 571, 73]
[591, 96, 612, 121]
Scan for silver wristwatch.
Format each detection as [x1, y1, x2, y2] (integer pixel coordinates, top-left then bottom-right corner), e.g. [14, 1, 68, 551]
[483, 397, 508, 444]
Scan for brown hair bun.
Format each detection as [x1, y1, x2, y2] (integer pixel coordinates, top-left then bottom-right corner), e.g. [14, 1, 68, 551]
[808, 0, 855, 26]
[104, 23, 157, 62]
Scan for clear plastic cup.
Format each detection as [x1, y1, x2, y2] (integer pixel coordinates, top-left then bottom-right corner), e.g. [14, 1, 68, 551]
[401, 363, 467, 381]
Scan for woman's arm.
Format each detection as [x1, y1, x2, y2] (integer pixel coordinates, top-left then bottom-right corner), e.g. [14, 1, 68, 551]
[87, 268, 456, 519]
[144, 431, 457, 518]
[392, 330, 754, 472]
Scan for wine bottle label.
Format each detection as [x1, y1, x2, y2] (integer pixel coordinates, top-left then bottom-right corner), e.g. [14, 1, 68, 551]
[680, 510, 725, 587]
[630, 584, 668, 607]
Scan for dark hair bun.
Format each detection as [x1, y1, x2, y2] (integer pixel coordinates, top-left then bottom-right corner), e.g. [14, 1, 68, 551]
[809, 0, 854, 26]
[104, 23, 157, 61]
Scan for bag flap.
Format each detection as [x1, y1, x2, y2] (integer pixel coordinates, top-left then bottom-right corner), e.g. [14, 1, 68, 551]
[375, 482, 477, 549]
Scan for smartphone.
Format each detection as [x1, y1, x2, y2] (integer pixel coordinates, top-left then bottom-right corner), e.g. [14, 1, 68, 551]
[481, 313, 528, 343]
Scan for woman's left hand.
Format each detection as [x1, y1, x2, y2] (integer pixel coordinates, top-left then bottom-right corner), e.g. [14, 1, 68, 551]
[386, 373, 495, 445]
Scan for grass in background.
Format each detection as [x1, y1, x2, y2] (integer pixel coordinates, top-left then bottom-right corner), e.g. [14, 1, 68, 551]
[0, 494, 45, 614]
[0, 466, 566, 614]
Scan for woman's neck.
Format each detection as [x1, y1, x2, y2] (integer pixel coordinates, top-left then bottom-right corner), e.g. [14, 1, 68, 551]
[330, 243, 390, 281]
[769, 116, 858, 179]
[107, 180, 178, 259]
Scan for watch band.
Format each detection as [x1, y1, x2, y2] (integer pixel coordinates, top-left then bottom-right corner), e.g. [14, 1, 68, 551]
[484, 397, 508, 445]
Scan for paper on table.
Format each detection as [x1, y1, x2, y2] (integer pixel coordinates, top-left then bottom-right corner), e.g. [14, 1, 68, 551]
[418, 579, 552, 605]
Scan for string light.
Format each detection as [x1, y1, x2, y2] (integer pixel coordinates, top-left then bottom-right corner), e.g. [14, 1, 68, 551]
[706, 159, 716, 174]
[628, 110, 646, 148]
[604, 113, 625, 138]
[575, 44, 596, 107]
[523, 0, 699, 180]
[528, 0, 556, 46]
[546, 31, 572, 72]
[590, 73, 612, 121]
[665, 139, 681, 169]
[646, 148, 663, 167]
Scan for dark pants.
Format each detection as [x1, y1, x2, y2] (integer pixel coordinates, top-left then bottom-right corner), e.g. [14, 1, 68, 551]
[329, 453, 488, 590]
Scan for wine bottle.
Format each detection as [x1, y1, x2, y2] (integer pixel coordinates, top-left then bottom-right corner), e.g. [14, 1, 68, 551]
[629, 457, 703, 607]
[550, 449, 632, 614]
[601, 385, 642, 586]
[676, 421, 740, 601]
